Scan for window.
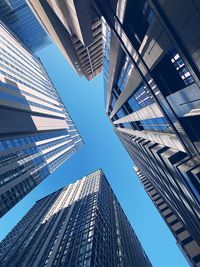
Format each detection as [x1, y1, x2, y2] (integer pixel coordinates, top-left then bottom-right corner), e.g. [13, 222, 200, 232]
[110, 93, 117, 110]
[117, 57, 133, 92]
[123, 0, 155, 49]
[170, 49, 194, 86]
[152, 48, 194, 96]
[139, 117, 172, 132]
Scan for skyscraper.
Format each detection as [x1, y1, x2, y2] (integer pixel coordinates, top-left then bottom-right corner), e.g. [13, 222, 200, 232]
[27, 0, 104, 80]
[0, 22, 83, 217]
[26, 0, 200, 265]
[134, 167, 200, 266]
[0, 170, 152, 267]
[101, 0, 200, 266]
[0, 0, 51, 52]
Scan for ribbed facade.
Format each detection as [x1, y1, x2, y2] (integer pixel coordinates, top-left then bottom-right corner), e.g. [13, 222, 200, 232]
[0, 170, 152, 267]
[0, 23, 83, 217]
[101, 0, 200, 266]
[28, 0, 103, 80]
[71, 20, 102, 80]
[135, 167, 200, 266]
[0, 0, 51, 52]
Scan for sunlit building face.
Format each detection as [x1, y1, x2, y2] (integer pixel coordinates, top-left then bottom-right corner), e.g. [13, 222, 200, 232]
[0, 23, 83, 217]
[0, 170, 152, 267]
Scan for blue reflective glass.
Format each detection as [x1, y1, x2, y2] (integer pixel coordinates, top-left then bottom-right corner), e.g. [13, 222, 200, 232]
[116, 109, 126, 119]
[0, 0, 51, 52]
[117, 57, 133, 92]
[122, 122, 133, 129]
[102, 21, 111, 105]
[140, 117, 172, 132]
[169, 48, 194, 86]
[119, 83, 155, 116]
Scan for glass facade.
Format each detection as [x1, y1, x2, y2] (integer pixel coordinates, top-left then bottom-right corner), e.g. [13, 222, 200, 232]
[0, 0, 51, 52]
[127, 83, 154, 110]
[169, 48, 194, 86]
[102, 19, 111, 106]
[0, 23, 83, 217]
[0, 170, 152, 267]
[111, 81, 173, 133]
[117, 56, 133, 92]
[103, 0, 200, 265]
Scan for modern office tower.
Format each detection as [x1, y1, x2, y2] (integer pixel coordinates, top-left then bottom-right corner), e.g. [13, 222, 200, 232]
[28, 0, 103, 80]
[0, 0, 51, 53]
[135, 167, 200, 266]
[101, 0, 200, 266]
[0, 170, 152, 267]
[0, 23, 83, 218]
[26, 0, 200, 265]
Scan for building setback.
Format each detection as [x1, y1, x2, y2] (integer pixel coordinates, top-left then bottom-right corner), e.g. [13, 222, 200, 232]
[0, 170, 152, 267]
[0, 23, 83, 217]
[0, 0, 51, 53]
[26, 0, 200, 265]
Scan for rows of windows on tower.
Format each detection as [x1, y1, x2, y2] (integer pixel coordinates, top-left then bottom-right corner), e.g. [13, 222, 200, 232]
[0, 0, 200, 266]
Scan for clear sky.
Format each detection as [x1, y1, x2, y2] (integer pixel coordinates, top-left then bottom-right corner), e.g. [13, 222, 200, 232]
[0, 44, 189, 267]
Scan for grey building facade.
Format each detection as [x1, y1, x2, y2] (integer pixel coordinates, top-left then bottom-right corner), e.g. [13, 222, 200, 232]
[0, 23, 83, 217]
[101, 0, 200, 266]
[28, 0, 103, 80]
[0, 170, 152, 267]
[134, 166, 200, 266]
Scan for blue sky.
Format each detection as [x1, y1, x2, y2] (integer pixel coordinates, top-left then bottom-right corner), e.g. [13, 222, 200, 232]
[0, 44, 189, 267]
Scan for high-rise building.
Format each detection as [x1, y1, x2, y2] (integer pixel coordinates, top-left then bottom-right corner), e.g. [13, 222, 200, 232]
[26, 0, 200, 265]
[101, 0, 200, 266]
[27, 0, 104, 80]
[0, 23, 83, 218]
[134, 167, 200, 266]
[0, 0, 51, 53]
[0, 170, 152, 267]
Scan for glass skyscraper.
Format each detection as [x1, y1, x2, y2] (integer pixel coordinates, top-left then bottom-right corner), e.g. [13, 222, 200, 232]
[0, 22, 83, 217]
[26, 0, 200, 265]
[0, 170, 152, 267]
[0, 0, 51, 52]
[101, 1, 200, 266]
